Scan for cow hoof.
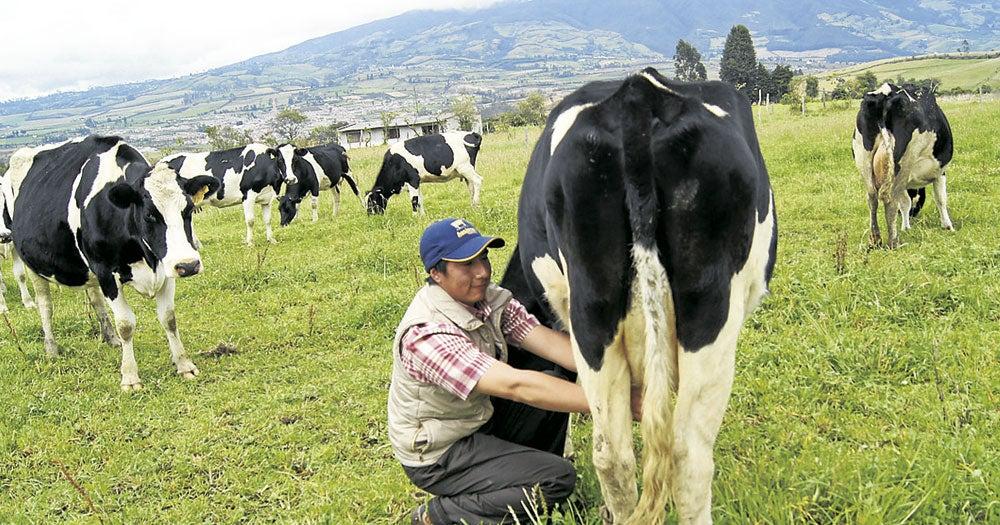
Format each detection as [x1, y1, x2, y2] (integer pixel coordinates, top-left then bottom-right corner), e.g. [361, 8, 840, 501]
[243, 241, 254, 247]
[943, 223, 955, 231]
[599, 505, 614, 525]
[121, 381, 143, 392]
[178, 367, 200, 380]
[267, 238, 278, 245]
[103, 335, 123, 347]
[44, 344, 60, 357]
[23, 301, 36, 310]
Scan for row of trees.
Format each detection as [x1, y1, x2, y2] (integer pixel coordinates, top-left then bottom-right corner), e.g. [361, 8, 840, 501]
[675, 27, 796, 104]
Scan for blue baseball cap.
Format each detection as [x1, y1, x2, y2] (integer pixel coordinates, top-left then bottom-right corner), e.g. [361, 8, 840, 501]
[420, 218, 506, 272]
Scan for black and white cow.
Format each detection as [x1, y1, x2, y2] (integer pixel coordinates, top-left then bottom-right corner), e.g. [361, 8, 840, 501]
[157, 143, 291, 245]
[500, 67, 777, 524]
[365, 131, 483, 215]
[852, 82, 954, 248]
[6, 135, 219, 390]
[276, 142, 360, 226]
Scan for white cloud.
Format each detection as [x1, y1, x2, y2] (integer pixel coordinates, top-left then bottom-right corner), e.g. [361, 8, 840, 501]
[0, 0, 506, 101]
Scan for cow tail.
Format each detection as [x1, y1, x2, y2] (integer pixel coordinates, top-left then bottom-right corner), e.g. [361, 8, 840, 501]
[341, 172, 361, 198]
[618, 70, 680, 523]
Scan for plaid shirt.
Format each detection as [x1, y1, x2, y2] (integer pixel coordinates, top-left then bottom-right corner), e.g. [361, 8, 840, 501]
[400, 297, 540, 400]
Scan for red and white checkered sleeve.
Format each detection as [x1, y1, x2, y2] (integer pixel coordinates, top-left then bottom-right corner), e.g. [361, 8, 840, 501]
[399, 322, 498, 400]
[501, 298, 541, 346]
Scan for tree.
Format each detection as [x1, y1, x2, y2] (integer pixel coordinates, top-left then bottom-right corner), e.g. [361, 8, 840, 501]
[204, 125, 254, 151]
[307, 123, 345, 145]
[752, 63, 771, 103]
[805, 76, 819, 98]
[379, 111, 398, 144]
[269, 108, 308, 144]
[451, 96, 478, 131]
[719, 25, 757, 100]
[674, 40, 707, 82]
[856, 71, 878, 93]
[958, 39, 971, 53]
[769, 64, 795, 99]
[512, 92, 548, 127]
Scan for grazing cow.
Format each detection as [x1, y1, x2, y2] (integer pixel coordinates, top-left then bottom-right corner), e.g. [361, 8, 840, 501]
[157, 143, 290, 245]
[500, 67, 777, 524]
[852, 82, 954, 248]
[276, 142, 360, 226]
[365, 131, 483, 215]
[7, 135, 219, 390]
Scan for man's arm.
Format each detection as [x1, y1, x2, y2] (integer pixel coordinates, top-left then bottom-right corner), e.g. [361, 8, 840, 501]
[474, 361, 589, 413]
[517, 325, 577, 372]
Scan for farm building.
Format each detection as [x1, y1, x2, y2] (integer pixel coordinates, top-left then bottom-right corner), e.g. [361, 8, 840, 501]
[337, 112, 482, 149]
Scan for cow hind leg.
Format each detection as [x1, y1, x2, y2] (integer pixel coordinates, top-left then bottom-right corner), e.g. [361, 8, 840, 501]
[459, 166, 484, 207]
[156, 278, 198, 379]
[670, 330, 738, 525]
[12, 252, 35, 308]
[28, 273, 58, 357]
[867, 192, 881, 246]
[242, 195, 257, 246]
[310, 195, 320, 222]
[85, 282, 120, 347]
[932, 174, 954, 231]
[261, 201, 277, 244]
[332, 185, 341, 217]
[106, 292, 141, 391]
[883, 198, 900, 249]
[898, 192, 913, 231]
[575, 334, 639, 523]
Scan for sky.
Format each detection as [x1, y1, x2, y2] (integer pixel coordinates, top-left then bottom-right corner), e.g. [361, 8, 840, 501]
[0, 0, 506, 102]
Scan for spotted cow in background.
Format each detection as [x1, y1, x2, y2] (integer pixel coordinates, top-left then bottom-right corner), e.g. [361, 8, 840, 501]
[852, 82, 954, 248]
[157, 143, 291, 245]
[276, 142, 360, 226]
[365, 131, 483, 215]
[6, 135, 219, 390]
[500, 68, 777, 524]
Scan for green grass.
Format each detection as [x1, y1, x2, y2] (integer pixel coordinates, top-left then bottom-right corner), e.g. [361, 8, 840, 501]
[1, 100, 998, 524]
[818, 55, 1000, 91]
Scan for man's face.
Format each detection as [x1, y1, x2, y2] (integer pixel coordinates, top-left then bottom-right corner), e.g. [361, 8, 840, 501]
[431, 251, 492, 306]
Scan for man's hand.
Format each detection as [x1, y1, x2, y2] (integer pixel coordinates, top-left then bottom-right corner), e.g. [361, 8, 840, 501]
[631, 386, 643, 422]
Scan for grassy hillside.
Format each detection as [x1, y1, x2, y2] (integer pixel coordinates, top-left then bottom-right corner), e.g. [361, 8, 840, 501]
[1, 99, 998, 523]
[818, 54, 1000, 91]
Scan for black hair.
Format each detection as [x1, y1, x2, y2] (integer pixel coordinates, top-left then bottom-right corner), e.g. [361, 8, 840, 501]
[426, 259, 448, 285]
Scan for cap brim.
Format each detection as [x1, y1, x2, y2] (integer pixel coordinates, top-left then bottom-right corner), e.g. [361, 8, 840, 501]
[441, 236, 506, 263]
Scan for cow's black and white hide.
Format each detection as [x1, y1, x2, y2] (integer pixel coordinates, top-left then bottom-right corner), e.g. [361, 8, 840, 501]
[852, 82, 954, 248]
[500, 68, 777, 524]
[157, 143, 289, 245]
[365, 131, 483, 215]
[276, 142, 360, 226]
[2, 153, 36, 311]
[7, 135, 219, 390]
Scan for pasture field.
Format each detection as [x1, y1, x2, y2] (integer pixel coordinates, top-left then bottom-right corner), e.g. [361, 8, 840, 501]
[1, 98, 998, 523]
[817, 55, 1000, 92]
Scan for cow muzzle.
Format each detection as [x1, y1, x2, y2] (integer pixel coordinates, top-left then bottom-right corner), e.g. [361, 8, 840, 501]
[174, 260, 202, 278]
[0, 230, 11, 244]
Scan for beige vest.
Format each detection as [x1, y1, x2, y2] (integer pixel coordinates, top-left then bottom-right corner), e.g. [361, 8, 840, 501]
[388, 283, 512, 466]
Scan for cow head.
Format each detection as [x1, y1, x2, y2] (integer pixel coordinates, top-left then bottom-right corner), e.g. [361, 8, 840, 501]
[276, 144, 305, 187]
[365, 189, 388, 215]
[108, 166, 219, 278]
[278, 191, 303, 226]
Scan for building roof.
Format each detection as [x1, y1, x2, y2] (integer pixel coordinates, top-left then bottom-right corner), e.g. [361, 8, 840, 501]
[338, 113, 458, 133]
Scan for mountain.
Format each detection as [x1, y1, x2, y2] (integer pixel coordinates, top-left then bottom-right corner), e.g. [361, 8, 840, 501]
[1, 0, 996, 150]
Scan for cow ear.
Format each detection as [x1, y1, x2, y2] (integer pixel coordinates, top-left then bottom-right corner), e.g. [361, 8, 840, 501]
[294, 147, 308, 156]
[182, 175, 220, 205]
[265, 147, 278, 158]
[108, 181, 143, 208]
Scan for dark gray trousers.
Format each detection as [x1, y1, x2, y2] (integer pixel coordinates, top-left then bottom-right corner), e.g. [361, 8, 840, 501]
[403, 383, 575, 525]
